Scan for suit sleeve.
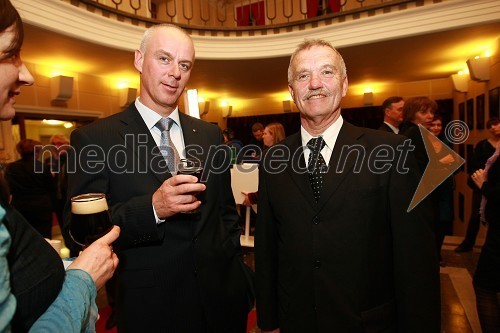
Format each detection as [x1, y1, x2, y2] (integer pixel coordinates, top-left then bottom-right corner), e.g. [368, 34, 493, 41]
[254, 152, 280, 331]
[64, 128, 162, 249]
[390, 136, 441, 332]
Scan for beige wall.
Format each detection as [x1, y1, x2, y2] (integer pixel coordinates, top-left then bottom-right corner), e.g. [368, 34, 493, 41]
[15, 62, 121, 116]
[452, 43, 500, 242]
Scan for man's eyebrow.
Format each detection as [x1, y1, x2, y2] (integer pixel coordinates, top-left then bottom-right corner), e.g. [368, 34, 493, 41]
[154, 50, 173, 58]
[153, 49, 193, 66]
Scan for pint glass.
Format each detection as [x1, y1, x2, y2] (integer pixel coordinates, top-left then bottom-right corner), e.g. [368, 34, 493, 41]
[70, 193, 113, 247]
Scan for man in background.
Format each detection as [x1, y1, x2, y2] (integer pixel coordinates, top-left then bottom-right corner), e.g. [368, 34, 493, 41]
[378, 96, 404, 134]
[248, 122, 264, 148]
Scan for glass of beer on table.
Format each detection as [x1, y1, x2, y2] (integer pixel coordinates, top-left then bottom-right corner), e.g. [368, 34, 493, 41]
[70, 193, 113, 247]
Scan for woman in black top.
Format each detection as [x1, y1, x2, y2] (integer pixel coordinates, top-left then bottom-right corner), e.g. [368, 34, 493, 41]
[471, 141, 500, 333]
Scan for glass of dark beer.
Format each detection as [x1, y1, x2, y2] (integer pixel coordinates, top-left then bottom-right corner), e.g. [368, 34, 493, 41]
[177, 158, 205, 213]
[70, 193, 113, 247]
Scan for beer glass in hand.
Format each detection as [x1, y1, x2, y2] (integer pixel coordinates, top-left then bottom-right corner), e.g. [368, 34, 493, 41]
[70, 193, 113, 247]
[177, 158, 204, 213]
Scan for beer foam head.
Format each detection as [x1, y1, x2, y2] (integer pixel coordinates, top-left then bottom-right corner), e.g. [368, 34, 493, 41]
[71, 193, 108, 215]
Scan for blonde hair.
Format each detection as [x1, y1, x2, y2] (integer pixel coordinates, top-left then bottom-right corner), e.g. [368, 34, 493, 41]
[140, 23, 193, 53]
[266, 122, 286, 146]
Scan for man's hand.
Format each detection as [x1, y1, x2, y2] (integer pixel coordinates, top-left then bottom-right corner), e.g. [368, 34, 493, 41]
[68, 226, 120, 290]
[262, 329, 280, 333]
[152, 174, 206, 218]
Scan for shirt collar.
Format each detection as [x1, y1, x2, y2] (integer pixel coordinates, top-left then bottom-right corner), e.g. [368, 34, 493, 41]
[384, 121, 399, 134]
[301, 115, 344, 151]
[135, 98, 181, 130]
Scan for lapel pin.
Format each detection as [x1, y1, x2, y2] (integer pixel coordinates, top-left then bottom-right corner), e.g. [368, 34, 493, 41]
[192, 129, 197, 133]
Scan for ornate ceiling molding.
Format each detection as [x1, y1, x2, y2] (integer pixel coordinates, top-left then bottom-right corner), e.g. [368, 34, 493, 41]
[12, 0, 500, 60]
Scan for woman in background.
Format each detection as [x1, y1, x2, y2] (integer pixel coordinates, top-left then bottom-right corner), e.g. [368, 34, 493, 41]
[471, 140, 500, 333]
[400, 97, 441, 265]
[242, 122, 286, 206]
[262, 122, 286, 149]
[400, 96, 437, 172]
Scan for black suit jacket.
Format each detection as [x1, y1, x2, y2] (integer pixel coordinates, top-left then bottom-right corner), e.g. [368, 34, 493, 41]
[378, 122, 397, 134]
[64, 104, 251, 333]
[255, 121, 440, 333]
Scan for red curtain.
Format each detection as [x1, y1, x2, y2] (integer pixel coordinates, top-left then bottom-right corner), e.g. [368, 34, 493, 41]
[236, 1, 265, 26]
[307, 0, 341, 18]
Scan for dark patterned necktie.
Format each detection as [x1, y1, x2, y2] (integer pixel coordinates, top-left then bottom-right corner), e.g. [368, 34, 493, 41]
[307, 137, 327, 202]
[155, 117, 180, 175]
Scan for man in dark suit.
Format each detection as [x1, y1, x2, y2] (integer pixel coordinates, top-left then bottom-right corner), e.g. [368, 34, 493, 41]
[255, 39, 440, 333]
[65, 24, 251, 333]
[378, 96, 404, 134]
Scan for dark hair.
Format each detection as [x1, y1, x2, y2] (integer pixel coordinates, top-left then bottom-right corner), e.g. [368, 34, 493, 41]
[381, 96, 403, 111]
[403, 96, 437, 122]
[251, 122, 264, 132]
[432, 114, 443, 122]
[222, 128, 235, 141]
[486, 117, 499, 129]
[0, 0, 24, 61]
[16, 139, 41, 158]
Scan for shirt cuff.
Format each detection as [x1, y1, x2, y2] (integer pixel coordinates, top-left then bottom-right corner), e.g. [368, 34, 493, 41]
[152, 202, 165, 225]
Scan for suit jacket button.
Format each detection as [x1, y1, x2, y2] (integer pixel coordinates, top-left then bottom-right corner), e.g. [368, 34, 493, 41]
[312, 216, 320, 225]
[192, 237, 197, 243]
[314, 260, 321, 269]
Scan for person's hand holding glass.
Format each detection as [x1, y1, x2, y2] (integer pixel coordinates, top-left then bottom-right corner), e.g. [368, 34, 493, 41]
[152, 158, 206, 217]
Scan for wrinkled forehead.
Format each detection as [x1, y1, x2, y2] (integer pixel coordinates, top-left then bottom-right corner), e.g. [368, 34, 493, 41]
[148, 27, 195, 57]
[291, 45, 339, 70]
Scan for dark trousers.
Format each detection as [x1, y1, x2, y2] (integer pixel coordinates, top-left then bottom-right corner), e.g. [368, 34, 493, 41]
[475, 285, 500, 333]
[436, 220, 450, 261]
[462, 190, 482, 247]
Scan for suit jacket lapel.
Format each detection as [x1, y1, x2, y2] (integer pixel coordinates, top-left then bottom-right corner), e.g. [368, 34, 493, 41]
[317, 122, 364, 210]
[179, 113, 204, 160]
[285, 132, 317, 207]
[117, 105, 169, 184]
[179, 112, 210, 163]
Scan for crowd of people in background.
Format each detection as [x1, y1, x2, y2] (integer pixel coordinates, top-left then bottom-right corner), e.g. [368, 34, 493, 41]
[1, 0, 499, 331]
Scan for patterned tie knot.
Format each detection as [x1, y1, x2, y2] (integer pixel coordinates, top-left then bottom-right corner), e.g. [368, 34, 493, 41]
[307, 137, 327, 173]
[156, 117, 174, 132]
[307, 137, 326, 155]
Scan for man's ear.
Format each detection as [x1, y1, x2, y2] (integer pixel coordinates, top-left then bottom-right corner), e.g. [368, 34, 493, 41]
[134, 49, 144, 73]
[341, 76, 348, 97]
[288, 84, 295, 102]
